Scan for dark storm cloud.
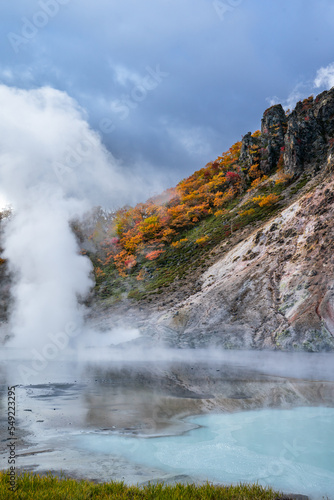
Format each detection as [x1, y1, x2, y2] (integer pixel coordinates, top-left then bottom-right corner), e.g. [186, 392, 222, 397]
[1, 0, 334, 201]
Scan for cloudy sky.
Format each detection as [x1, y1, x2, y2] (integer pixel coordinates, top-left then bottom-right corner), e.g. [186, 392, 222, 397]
[1, 0, 334, 204]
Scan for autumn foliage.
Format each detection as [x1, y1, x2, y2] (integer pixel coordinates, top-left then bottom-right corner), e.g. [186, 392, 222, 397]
[89, 132, 284, 278]
[93, 140, 244, 275]
[252, 193, 279, 207]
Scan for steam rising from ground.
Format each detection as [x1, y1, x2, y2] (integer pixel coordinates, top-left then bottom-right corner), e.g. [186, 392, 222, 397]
[3, 195, 92, 348]
[0, 84, 146, 348]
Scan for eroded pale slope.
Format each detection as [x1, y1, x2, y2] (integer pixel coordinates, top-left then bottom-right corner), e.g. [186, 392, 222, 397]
[156, 171, 334, 351]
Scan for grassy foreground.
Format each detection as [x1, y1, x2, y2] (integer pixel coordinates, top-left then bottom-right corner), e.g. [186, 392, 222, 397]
[0, 472, 284, 499]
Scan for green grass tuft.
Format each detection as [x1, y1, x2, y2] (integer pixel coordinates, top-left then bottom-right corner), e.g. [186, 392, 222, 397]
[0, 471, 283, 499]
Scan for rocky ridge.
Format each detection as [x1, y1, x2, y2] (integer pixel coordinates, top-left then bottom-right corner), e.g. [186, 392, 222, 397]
[239, 88, 334, 178]
[88, 88, 334, 351]
[1, 88, 334, 351]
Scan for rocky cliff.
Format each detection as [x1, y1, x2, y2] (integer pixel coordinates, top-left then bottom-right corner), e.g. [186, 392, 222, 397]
[2, 88, 334, 351]
[239, 88, 334, 179]
[88, 87, 334, 352]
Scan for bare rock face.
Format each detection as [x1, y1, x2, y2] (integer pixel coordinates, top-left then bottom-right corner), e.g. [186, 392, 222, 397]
[315, 89, 334, 142]
[157, 174, 334, 351]
[239, 131, 257, 169]
[284, 88, 334, 176]
[239, 87, 334, 180]
[239, 104, 288, 177]
[260, 104, 287, 173]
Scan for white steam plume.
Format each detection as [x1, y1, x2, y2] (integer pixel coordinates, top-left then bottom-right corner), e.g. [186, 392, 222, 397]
[0, 85, 145, 348]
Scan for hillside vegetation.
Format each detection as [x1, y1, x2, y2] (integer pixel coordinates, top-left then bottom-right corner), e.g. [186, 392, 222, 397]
[81, 90, 334, 305]
[2, 88, 334, 351]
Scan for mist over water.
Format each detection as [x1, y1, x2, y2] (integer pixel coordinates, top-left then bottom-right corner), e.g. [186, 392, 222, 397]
[1, 350, 333, 499]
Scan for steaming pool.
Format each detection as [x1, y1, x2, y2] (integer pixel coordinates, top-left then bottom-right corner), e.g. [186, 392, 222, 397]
[1, 350, 334, 499]
[74, 407, 334, 498]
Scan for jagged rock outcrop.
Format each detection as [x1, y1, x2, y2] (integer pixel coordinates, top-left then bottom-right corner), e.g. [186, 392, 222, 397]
[260, 104, 287, 173]
[239, 104, 287, 176]
[283, 88, 334, 176]
[284, 97, 324, 176]
[239, 131, 257, 168]
[239, 87, 334, 179]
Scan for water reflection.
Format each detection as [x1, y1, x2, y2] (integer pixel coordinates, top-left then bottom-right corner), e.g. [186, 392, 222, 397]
[0, 350, 334, 492]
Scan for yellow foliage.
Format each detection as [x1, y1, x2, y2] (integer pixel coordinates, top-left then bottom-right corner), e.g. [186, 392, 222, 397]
[214, 209, 227, 217]
[217, 141, 242, 170]
[195, 235, 209, 245]
[275, 173, 293, 185]
[139, 215, 161, 239]
[171, 238, 188, 248]
[162, 227, 175, 243]
[252, 194, 279, 207]
[213, 187, 235, 208]
[248, 163, 261, 179]
[249, 175, 268, 189]
[123, 233, 143, 253]
[238, 208, 255, 217]
[277, 152, 284, 171]
[98, 135, 282, 277]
